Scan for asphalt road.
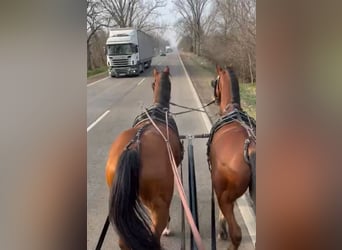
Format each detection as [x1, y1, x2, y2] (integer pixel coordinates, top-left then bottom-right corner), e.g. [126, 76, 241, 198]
[87, 52, 256, 250]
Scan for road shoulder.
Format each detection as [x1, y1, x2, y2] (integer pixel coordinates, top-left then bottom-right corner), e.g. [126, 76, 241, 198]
[87, 71, 108, 85]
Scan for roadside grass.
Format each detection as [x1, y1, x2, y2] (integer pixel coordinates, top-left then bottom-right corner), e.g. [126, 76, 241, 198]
[240, 83, 256, 119]
[185, 52, 256, 119]
[187, 53, 217, 78]
[87, 66, 107, 77]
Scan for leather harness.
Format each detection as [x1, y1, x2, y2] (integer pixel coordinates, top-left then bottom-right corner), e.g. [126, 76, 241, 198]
[207, 107, 256, 166]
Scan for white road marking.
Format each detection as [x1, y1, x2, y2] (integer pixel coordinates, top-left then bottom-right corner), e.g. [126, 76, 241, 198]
[137, 78, 145, 86]
[157, 62, 162, 65]
[237, 195, 256, 244]
[88, 78, 144, 133]
[178, 53, 256, 247]
[87, 110, 110, 132]
[87, 76, 110, 87]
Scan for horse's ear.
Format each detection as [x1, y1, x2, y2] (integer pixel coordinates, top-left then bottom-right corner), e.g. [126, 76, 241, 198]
[216, 64, 222, 74]
[153, 68, 158, 77]
[226, 63, 233, 70]
[163, 66, 170, 74]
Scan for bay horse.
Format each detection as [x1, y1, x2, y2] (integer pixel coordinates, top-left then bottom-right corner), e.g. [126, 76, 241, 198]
[105, 66, 183, 250]
[208, 65, 256, 250]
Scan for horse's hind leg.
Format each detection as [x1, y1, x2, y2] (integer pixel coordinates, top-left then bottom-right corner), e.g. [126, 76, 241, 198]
[118, 238, 129, 250]
[218, 209, 228, 240]
[220, 201, 242, 250]
[162, 216, 171, 236]
[151, 199, 171, 240]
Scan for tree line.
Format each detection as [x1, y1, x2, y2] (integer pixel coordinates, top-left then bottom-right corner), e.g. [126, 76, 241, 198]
[175, 0, 256, 83]
[87, 0, 256, 83]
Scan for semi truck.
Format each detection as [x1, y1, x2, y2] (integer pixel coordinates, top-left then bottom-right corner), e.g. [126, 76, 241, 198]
[165, 46, 173, 53]
[106, 28, 155, 77]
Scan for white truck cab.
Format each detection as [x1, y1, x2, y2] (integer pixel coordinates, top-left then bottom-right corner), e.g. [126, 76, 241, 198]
[106, 28, 154, 77]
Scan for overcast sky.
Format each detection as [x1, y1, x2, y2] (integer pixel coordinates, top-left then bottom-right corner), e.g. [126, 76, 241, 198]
[157, 1, 179, 47]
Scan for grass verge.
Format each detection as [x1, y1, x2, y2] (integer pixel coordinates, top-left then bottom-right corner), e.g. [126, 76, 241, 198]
[87, 66, 107, 78]
[185, 53, 256, 119]
[240, 83, 256, 119]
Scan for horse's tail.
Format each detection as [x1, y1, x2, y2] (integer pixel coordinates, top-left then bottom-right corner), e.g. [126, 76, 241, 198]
[109, 148, 161, 250]
[248, 149, 256, 213]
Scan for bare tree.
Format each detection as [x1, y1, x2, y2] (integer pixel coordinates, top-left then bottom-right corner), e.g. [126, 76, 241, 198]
[229, 0, 256, 83]
[100, 0, 166, 31]
[87, 0, 108, 70]
[198, 0, 256, 82]
[174, 19, 192, 40]
[90, 29, 108, 69]
[173, 0, 210, 55]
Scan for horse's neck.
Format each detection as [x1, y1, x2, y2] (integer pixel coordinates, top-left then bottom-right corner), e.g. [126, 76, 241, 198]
[219, 79, 232, 114]
[153, 95, 158, 105]
[153, 101, 169, 109]
[153, 88, 169, 108]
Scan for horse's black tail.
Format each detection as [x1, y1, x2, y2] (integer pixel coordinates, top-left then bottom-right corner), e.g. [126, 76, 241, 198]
[248, 150, 256, 213]
[109, 148, 161, 250]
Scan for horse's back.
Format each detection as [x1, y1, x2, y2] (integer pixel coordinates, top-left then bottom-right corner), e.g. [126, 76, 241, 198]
[105, 123, 182, 193]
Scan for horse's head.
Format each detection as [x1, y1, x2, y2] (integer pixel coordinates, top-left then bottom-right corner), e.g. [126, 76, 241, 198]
[211, 65, 226, 105]
[211, 76, 220, 105]
[152, 66, 171, 108]
[211, 64, 241, 114]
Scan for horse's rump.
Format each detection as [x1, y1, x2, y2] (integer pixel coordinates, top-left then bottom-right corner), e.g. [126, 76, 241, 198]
[207, 108, 255, 159]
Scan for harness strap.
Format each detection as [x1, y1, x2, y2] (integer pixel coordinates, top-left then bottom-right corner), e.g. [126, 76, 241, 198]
[170, 99, 215, 116]
[133, 105, 180, 135]
[143, 108, 205, 250]
[244, 138, 251, 164]
[125, 124, 149, 151]
[207, 108, 256, 166]
[211, 182, 216, 250]
[95, 216, 109, 250]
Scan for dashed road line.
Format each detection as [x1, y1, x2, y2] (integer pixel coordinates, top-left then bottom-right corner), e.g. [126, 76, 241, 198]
[137, 78, 145, 86]
[87, 76, 109, 87]
[87, 110, 110, 132]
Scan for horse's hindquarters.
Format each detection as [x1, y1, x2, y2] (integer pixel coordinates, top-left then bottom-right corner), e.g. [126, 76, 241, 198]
[105, 128, 140, 188]
[210, 126, 251, 201]
[139, 127, 182, 198]
[209, 128, 252, 250]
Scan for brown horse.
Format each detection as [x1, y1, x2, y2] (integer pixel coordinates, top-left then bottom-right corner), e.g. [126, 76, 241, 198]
[208, 65, 256, 250]
[105, 66, 183, 249]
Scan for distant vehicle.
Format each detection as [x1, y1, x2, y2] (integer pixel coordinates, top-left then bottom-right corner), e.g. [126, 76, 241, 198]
[160, 51, 166, 56]
[165, 46, 173, 53]
[106, 28, 154, 77]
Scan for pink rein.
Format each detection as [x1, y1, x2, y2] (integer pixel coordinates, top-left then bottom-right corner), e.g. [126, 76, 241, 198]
[143, 108, 205, 250]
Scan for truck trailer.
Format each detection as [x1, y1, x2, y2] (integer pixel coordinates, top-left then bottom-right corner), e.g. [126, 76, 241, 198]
[106, 28, 155, 77]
